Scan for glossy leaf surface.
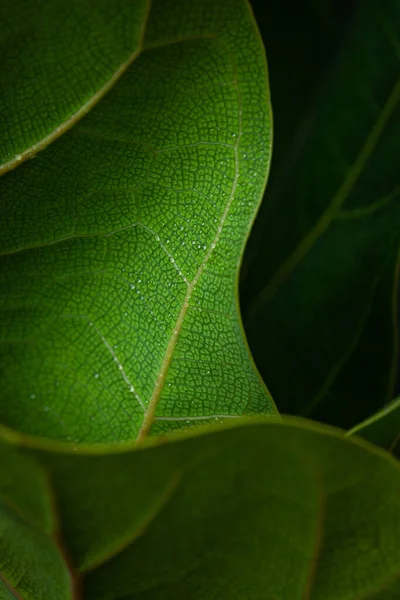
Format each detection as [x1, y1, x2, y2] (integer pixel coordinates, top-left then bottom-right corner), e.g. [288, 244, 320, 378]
[244, 0, 400, 428]
[0, 0, 275, 443]
[2, 418, 400, 599]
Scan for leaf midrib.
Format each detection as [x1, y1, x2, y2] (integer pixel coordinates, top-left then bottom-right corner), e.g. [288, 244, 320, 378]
[136, 67, 243, 440]
[0, 0, 152, 177]
[0, 572, 23, 600]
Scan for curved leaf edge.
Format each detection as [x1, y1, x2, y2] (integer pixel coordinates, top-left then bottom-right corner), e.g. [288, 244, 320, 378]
[0, 414, 398, 467]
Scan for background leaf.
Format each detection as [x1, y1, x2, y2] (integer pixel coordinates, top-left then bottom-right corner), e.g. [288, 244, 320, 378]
[0, 0, 149, 173]
[348, 396, 400, 455]
[242, 0, 358, 283]
[3, 418, 400, 599]
[0, 0, 276, 444]
[243, 0, 400, 428]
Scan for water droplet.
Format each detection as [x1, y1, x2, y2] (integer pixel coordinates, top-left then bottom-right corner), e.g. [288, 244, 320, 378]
[130, 283, 135, 289]
[30, 393, 36, 399]
[94, 373, 99, 378]
[15, 154, 22, 161]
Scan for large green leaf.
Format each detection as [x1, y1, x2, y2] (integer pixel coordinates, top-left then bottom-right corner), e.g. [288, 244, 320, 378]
[243, 0, 400, 428]
[2, 418, 400, 598]
[0, 0, 276, 444]
[348, 397, 400, 455]
[0, 0, 149, 173]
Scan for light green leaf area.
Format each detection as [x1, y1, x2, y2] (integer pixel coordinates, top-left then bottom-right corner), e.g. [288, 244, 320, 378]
[3, 418, 400, 599]
[0, 446, 73, 600]
[0, 0, 275, 443]
[348, 396, 400, 456]
[243, 0, 400, 429]
[0, 0, 149, 172]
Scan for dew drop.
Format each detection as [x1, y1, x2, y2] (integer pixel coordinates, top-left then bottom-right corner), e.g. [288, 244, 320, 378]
[94, 373, 99, 379]
[15, 154, 22, 161]
[30, 393, 36, 399]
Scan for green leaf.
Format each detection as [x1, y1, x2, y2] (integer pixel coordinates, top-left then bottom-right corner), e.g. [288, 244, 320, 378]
[3, 417, 400, 598]
[242, 0, 358, 287]
[243, 0, 400, 428]
[0, 0, 276, 444]
[0, 0, 150, 173]
[0, 445, 74, 599]
[348, 396, 400, 455]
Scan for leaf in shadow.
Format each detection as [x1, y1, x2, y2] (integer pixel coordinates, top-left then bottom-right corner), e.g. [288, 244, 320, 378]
[243, 0, 400, 428]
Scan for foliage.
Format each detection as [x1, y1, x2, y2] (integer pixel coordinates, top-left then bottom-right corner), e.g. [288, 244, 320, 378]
[0, 0, 399, 597]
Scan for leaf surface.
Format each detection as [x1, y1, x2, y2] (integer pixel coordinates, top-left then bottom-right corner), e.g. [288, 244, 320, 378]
[0, 446, 74, 600]
[243, 0, 400, 428]
[0, 0, 276, 443]
[3, 418, 400, 599]
[0, 0, 149, 173]
[348, 396, 400, 456]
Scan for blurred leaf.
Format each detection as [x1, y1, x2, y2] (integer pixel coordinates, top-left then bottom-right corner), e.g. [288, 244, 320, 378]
[0, 446, 74, 599]
[249, 0, 357, 167]
[0, 0, 149, 172]
[242, 0, 358, 287]
[348, 397, 400, 455]
[243, 0, 400, 428]
[0, 0, 276, 444]
[3, 418, 400, 598]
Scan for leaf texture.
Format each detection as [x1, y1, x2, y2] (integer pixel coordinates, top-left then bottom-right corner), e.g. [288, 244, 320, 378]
[0, 0, 276, 443]
[0, 0, 149, 173]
